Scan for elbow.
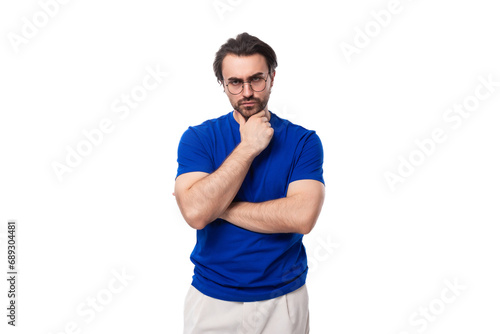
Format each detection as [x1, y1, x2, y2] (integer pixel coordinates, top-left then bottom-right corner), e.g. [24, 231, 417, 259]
[300, 226, 313, 235]
[298, 219, 316, 235]
[187, 219, 207, 230]
[176, 196, 211, 230]
[298, 193, 324, 235]
[183, 209, 211, 230]
[297, 210, 321, 235]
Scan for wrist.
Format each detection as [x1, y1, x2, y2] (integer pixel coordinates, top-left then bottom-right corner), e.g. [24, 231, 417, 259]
[220, 202, 235, 221]
[236, 141, 259, 159]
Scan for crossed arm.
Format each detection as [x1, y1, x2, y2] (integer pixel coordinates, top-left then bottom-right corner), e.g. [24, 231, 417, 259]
[174, 149, 325, 234]
[174, 110, 324, 234]
[219, 179, 324, 234]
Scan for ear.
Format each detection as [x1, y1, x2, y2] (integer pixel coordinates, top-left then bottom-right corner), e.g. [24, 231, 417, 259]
[270, 71, 276, 88]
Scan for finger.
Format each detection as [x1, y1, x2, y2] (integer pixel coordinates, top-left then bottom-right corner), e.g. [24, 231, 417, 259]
[252, 110, 265, 118]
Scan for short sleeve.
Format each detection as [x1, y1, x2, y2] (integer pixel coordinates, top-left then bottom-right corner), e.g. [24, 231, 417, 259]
[176, 127, 215, 179]
[289, 132, 324, 185]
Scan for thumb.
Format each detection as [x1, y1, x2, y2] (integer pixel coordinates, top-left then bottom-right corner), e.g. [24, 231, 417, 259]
[237, 113, 247, 127]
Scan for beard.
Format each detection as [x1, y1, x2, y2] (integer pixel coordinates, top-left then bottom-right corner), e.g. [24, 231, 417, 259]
[232, 92, 270, 120]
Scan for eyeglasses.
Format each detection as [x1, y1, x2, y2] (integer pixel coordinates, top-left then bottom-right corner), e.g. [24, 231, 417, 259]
[224, 73, 269, 95]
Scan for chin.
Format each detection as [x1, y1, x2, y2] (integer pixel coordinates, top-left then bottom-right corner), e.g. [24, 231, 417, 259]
[236, 106, 258, 118]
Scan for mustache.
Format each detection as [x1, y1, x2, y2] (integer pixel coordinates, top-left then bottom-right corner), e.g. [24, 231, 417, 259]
[239, 98, 259, 104]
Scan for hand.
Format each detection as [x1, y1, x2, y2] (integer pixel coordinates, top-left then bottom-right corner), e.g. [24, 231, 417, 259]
[239, 110, 274, 156]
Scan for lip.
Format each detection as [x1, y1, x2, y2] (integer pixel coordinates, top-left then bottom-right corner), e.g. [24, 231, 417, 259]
[241, 101, 256, 106]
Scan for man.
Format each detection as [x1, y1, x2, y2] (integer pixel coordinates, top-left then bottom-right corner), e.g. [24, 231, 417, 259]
[175, 32, 325, 334]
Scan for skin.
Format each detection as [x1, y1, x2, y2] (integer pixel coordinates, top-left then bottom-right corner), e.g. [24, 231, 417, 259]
[222, 53, 273, 122]
[174, 53, 325, 234]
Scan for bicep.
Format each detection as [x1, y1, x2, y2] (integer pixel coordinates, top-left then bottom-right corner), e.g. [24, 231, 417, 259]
[174, 172, 209, 207]
[176, 127, 214, 178]
[289, 132, 324, 185]
[286, 179, 325, 214]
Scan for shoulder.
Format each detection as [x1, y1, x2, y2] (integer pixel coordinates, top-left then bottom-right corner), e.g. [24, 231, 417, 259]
[271, 111, 321, 142]
[181, 111, 233, 140]
[188, 111, 232, 132]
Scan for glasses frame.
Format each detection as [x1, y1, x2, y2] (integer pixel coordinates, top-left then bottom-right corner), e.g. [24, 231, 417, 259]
[224, 73, 269, 95]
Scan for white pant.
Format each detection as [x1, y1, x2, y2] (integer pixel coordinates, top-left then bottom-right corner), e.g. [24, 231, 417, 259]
[183, 284, 310, 334]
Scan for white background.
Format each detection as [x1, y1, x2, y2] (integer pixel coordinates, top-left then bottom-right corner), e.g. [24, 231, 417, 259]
[1, 0, 499, 333]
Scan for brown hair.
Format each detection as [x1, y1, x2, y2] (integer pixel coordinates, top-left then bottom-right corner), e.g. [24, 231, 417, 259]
[213, 32, 278, 85]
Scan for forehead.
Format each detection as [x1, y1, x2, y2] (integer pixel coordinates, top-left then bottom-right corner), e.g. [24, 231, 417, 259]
[221, 53, 268, 79]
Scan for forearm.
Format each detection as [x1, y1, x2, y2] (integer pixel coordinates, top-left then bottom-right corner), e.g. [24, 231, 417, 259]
[176, 110, 274, 230]
[221, 180, 325, 234]
[181, 143, 256, 228]
[220, 196, 315, 234]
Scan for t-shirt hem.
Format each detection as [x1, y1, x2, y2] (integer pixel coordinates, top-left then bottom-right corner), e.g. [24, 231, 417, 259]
[191, 274, 307, 302]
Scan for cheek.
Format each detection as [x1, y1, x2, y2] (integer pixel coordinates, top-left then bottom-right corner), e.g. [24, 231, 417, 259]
[229, 96, 239, 106]
[225, 92, 235, 102]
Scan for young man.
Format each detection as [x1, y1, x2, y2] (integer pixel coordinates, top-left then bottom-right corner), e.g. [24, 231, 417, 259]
[175, 32, 325, 334]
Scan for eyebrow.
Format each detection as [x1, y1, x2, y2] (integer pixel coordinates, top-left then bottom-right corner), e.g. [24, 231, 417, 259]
[226, 72, 265, 81]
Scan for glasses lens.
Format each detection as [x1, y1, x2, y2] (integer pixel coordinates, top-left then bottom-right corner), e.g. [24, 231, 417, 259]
[228, 82, 242, 95]
[226, 76, 267, 94]
[251, 77, 266, 92]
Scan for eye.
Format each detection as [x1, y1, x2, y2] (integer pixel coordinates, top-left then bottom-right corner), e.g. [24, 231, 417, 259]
[229, 80, 241, 86]
[251, 77, 262, 82]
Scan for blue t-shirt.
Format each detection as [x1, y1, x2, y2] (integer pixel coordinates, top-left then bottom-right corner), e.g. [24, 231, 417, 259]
[176, 110, 324, 302]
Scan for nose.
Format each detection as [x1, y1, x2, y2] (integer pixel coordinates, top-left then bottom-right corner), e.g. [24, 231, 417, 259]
[242, 82, 253, 98]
